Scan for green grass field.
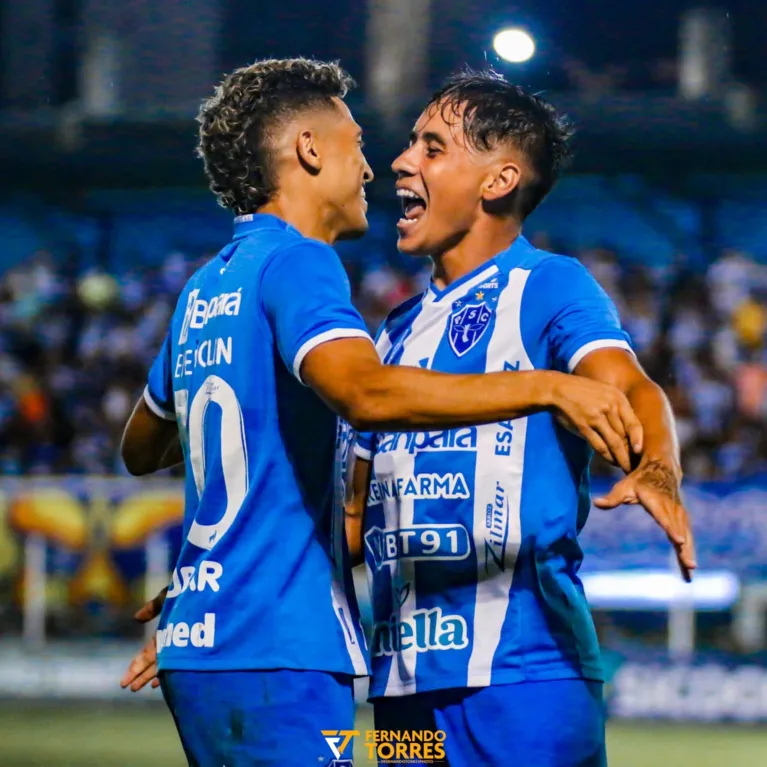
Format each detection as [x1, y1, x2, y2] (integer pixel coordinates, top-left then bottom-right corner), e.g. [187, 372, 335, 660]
[0, 703, 765, 766]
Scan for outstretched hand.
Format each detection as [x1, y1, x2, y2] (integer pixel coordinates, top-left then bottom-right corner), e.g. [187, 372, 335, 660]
[594, 459, 696, 582]
[120, 635, 160, 692]
[119, 587, 167, 693]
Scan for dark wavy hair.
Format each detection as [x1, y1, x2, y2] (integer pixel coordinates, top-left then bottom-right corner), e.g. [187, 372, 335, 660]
[197, 58, 355, 215]
[427, 69, 573, 218]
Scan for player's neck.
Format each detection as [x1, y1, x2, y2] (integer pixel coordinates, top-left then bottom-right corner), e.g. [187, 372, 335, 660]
[258, 194, 341, 245]
[431, 220, 521, 290]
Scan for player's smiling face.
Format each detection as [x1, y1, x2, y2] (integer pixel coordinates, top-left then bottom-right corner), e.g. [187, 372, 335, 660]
[319, 98, 374, 241]
[391, 99, 503, 256]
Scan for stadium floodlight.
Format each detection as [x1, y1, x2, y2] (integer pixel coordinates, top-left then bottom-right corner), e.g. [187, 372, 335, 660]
[493, 28, 535, 64]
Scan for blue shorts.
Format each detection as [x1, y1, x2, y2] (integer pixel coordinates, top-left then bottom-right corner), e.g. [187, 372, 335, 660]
[373, 679, 606, 767]
[160, 669, 355, 767]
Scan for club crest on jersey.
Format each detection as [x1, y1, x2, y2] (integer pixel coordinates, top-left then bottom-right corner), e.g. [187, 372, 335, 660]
[449, 302, 492, 357]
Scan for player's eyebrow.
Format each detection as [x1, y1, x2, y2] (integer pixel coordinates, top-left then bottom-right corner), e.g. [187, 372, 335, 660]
[410, 130, 447, 147]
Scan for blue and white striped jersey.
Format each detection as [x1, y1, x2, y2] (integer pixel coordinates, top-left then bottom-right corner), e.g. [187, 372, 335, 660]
[145, 213, 370, 677]
[355, 235, 633, 698]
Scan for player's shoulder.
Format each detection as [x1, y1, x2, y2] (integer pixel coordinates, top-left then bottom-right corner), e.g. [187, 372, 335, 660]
[496, 237, 600, 301]
[231, 216, 337, 271]
[497, 235, 589, 280]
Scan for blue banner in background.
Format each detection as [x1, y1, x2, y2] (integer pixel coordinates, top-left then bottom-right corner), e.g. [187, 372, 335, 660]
[603, 649, 767, 722]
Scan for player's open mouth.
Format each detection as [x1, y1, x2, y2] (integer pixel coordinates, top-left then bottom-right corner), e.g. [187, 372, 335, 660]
[397, 188, 427, 227]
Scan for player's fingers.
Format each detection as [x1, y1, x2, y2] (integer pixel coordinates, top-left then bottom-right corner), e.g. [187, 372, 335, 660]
[120, 655, 151, 688]
[130, 663, 159, 692]
[151, 677, 161, 689]
[594, 418, 632, 474]
[644, 494, 686, 546]
[673, 501, 696, 574]
[678, 532, 697, 582]
[593, 477, 637, 510]
[120, 639, 156, 688]
[638, 486, 686, 545]
[676, 546, 695, 583]
[616, 397, 643, 455]
[603, 408, 633, 474]
[135, 588, 168, 623]
[134, 601, 157, 623]
[578, 427, 614, 467]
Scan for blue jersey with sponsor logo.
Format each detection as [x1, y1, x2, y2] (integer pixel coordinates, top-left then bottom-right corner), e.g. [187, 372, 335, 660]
[355, 236, 632, 698]
[144, 213, 370, 675]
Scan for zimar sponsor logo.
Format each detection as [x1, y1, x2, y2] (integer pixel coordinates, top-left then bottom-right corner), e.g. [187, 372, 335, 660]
[369, 472, 470, 504]
[157, 561, 223, 652]
[364, 730, 447, 764]
[484, 481, 510, 575]
[375, 427, 477, 455]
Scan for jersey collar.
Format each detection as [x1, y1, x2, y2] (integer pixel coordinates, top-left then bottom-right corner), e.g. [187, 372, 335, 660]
[427, 234, 534, 304]
[232, 213, 299, 239]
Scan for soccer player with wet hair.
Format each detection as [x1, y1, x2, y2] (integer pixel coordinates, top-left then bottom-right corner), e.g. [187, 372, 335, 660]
[348, 70, 694, 767]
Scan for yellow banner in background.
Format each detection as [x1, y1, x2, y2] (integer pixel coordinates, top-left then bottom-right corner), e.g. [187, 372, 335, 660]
[0, 477, 183, 611]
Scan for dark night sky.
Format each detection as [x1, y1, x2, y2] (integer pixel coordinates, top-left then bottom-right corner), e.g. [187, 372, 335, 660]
[223, 0, 766, 89]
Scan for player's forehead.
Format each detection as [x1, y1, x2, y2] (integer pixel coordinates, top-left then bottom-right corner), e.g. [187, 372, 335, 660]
[328, 96, 362, 139]
[411, 98, 468, 146]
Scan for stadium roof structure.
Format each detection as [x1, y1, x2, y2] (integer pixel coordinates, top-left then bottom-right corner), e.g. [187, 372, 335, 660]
[2, 92, 767, 189]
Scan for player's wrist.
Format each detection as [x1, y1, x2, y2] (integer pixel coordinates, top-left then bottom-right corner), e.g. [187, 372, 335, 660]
[638, 452, 683, 484]
[535, 370, 569, 411]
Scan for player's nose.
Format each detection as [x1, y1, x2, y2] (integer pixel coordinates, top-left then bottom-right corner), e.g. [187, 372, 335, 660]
[363, 157, 374, 183]
[391, 146, 417, 177]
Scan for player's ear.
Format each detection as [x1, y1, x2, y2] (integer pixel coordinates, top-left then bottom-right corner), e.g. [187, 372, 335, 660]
[481, 161, 521, 203]
[296, 129, 322, 173]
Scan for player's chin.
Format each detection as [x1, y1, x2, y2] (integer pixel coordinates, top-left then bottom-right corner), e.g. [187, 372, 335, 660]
[395, 216, 430, 255]
[337, 211, 369, 241]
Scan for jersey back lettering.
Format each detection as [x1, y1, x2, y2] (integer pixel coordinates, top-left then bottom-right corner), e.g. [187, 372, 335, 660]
[145, 214, 371, 675]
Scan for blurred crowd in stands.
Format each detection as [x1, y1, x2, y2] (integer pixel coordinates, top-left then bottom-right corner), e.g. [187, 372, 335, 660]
[1, 207, 767, 481]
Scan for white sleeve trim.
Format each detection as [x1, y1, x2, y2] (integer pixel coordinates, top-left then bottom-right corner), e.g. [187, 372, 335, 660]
[354, 443, 373, 461]
[567, 339, 635, 373]
[292, 328, 373, 384]
[143, 386, 176, 421]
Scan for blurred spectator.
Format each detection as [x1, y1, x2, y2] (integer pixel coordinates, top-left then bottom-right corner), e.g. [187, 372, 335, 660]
[0, 205, 765, 481]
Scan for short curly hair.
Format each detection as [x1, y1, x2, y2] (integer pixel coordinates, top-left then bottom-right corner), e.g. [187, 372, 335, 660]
[427, 69, 573, 219]
[197, 58, 355, 215]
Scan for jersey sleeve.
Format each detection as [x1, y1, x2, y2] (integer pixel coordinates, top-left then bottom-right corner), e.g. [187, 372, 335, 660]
[143, 331, 176, 420]
[521, 256, 633, 373]
[261, 239, 372, 383]
[354, 432, 375, 461]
